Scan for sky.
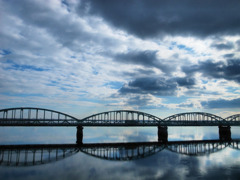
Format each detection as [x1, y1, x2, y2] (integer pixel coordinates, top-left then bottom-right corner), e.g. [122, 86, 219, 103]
[1, 0, 240, 119]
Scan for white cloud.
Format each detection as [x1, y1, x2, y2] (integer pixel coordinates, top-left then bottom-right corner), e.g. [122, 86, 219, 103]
[0, 0, 240, 117]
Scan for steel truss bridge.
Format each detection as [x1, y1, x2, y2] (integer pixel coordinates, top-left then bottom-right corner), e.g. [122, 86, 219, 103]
[0, 107, 239, 127]
[0, 139, 239, 166]
[0, 107, 239, 143]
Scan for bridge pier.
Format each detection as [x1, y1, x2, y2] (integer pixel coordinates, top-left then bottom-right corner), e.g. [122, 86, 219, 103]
[158, 126, 168, 142]
[76, 126, 83, 144]
[219, 125, 231, 141]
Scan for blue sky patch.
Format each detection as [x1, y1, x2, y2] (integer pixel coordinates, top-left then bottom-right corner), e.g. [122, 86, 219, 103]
[105, 81, 123, 89]
[162, 96, 188, 104]
[12, 64, 47, 71]
[0, 49, 11, 55]
[2, 92, 44, 97]
[3, 60, 48, 72]
[177, 44, 194, 54]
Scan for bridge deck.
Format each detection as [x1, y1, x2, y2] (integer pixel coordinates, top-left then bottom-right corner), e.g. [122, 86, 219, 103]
[0, 118, 240, 126]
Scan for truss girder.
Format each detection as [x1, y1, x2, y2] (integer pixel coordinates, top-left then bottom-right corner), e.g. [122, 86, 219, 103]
[81, 110, 162, 125]
[163, 112, 224, 122]
[0, 107, 79, 126]
[225, 114, 240, 121]
[1, 108, 240, 126]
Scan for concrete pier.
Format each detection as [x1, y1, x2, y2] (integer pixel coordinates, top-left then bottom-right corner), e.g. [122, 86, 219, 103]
[76, 126, 83, 144]
[219, 125, 231, 141]
[158, 126, 168, 142]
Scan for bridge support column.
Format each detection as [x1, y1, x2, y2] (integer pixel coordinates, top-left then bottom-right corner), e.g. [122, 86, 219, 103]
[219, 125, 231, 141]
[76, 126, 83, 144]
[158, 126, 168, 143]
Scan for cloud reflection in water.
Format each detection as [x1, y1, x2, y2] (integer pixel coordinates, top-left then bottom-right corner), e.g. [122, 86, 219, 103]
[0, 127, 240, 179]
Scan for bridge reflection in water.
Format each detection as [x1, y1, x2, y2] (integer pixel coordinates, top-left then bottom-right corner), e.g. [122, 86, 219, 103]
[1, 139, 240, 166]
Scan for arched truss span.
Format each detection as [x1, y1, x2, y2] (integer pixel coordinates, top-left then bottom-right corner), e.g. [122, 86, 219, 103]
[0, 145, 79, 167]
[81, 110, 162, 126]
[163, 112, 224, 122]
[0, 107, 79, 126]
[225, 114, 240, 121]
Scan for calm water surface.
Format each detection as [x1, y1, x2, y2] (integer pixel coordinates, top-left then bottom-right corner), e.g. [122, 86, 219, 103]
[0, 126, 240, 180]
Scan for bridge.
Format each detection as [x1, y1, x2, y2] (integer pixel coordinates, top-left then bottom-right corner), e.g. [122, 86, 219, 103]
[0, 139, 239, 166]
[0, 107, 239, 143]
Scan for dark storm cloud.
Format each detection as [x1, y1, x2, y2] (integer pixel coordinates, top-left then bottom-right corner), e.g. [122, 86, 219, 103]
[201, 98, 240, 109]
[182, 59, 240, 83]
[2, 0, 117, 49]
[79, 0, 240, 38]
[115, 50, 172, 73]
[124, 95, 153, 107]
[120, 68, 156, 79]
[3, 0, 88, 46]
[237, 40, 240, 50]
[135, 68, 156, 76]
[119, 77, 195, 96]
[119, 77, 178, 96]
[173, 77, 196, 88]
[211, 42, 234, 50]
[223, 54, 234, 58]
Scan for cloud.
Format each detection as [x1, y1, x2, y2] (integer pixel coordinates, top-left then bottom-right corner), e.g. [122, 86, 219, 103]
[237, 40, 240, 50]
[1, 0, 240, 113]
[0, 0, 129, 108]
[223, 54, 234, 58]
[211, 42, 234, 50]
[173, 77, 196, 88]
[114, 50, 172, 73]
[2, 60, 49, 72]
[1, 0, 122, 54]
[2, 0, 88, 47]
[81, 0, 240, 38]
[201, 98, 240, 109]
[182, 59, 240, 83]
[119, 76, 195, 97]
[119, 77, 178, 96]
[126, 68, 156, 77]
[125, 95, 153, 107]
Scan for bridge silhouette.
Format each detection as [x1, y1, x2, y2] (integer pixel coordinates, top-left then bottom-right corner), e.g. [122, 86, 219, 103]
[0, 139, 240, 166]
[0, 107, 239, 143]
